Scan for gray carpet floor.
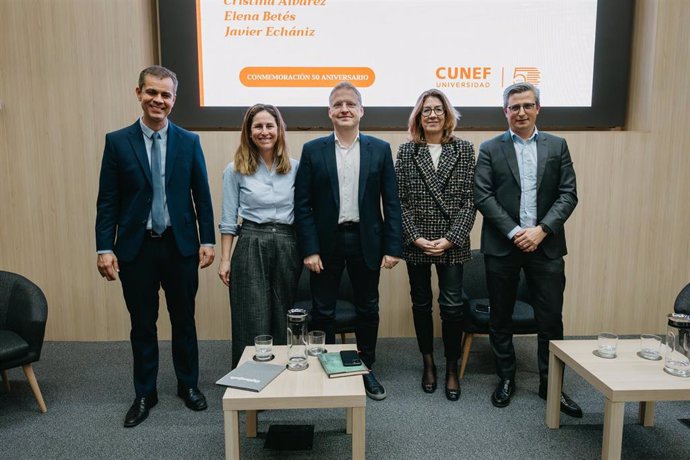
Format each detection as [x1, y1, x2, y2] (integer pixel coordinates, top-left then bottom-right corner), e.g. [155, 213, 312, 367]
[1, 337, 689, 459]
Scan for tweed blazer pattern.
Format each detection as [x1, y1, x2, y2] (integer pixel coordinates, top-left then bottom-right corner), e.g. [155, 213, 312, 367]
[395, 138, 476, 265]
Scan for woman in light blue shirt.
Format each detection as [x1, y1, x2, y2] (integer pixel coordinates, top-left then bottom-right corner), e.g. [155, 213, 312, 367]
[218, 104, 300, 368]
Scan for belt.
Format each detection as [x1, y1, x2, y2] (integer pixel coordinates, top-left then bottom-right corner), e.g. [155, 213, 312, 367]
[242, 220, 293, 231]
[146, 228, 171, 238]
[337, 221, 359, 232]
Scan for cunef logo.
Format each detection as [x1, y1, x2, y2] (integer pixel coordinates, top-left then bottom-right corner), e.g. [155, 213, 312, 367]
[435, 66, 493, 89]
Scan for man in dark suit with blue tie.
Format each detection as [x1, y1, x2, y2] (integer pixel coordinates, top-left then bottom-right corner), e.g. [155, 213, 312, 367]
[96, 66, 215, 427]
[474, 82, 582, 417]
[295, 82, 402, 400]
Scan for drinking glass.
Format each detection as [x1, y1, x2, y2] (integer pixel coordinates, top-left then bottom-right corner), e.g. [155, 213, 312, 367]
[254, 335, 273, 361]
[597, 332, 618, 358]
[639, 334, 662, 360]
[307, 330, 326, 356]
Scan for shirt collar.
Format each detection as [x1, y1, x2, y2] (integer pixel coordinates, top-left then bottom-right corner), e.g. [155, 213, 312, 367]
[509, 127, 539, 144]
[139, 118, 169, 139]
[258, 155, 275, 173]
[334, 131, 360, 149]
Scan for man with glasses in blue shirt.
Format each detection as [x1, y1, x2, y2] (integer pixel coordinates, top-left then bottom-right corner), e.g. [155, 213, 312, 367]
[474, 82, 582, 417]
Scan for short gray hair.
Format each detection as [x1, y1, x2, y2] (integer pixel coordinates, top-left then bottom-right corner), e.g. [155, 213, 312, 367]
[329, 81, 362, 106]
[502, 82, 540, 108]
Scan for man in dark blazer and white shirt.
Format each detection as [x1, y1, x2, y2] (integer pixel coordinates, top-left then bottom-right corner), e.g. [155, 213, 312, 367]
[295, 82, 402, 400]
[474, 82, 582, 417]
[96, 66, 215, 427]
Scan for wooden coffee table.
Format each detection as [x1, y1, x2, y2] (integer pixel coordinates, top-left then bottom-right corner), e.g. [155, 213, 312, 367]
[222, 344, 366, 459]
[546, 339, 690, 459]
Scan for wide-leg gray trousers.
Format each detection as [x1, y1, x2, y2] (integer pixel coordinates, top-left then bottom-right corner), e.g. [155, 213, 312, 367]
[229, 220, 301, 368]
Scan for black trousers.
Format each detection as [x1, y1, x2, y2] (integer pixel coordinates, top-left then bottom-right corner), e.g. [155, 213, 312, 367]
[406, 263, 464, 361]
[485, 249, 565, 382]
[309, 227, 381, 368]
[229, 221, 301, 368]
[119, 230, 200, 398]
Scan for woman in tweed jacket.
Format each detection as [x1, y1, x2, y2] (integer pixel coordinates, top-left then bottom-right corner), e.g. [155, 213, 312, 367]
[395, 89, 476, 401]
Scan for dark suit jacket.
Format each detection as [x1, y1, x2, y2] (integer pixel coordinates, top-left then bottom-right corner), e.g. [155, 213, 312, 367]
[294, 133, 402, 271]
[95, 120, 215, 262]
[395, 138, 476, 265]
[473, 131, 577, 259]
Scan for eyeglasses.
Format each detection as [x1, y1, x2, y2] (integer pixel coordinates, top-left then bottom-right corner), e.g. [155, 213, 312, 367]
[506, 103, 537, 113]
[421, 107, 445, 117]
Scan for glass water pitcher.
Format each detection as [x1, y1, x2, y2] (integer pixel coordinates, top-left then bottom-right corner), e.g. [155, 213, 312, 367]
[286, 308, 309, 371]
[664, 313, 690, 377]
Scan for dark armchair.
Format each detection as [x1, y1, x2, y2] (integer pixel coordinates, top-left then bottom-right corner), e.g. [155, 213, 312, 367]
[0, 271, 48, 412]
[460, 250, 537, 379]
[294, 266, 357, 343]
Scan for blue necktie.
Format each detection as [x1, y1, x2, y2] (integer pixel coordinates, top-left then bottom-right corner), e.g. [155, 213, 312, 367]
[151, 132, 166, 235]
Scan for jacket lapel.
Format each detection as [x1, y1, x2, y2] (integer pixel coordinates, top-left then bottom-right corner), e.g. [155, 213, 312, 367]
[358, 134, 371, 207]
[165, 122, 178, 186]
[127, 121, 152, 187]
[412, 143, 451, 219]
[412, 143, 435, 180]
[536, 133, 548, 190]
[435, 142, 459, 190]
[501, 131, 521, 188]
[323, 134, 340, 208]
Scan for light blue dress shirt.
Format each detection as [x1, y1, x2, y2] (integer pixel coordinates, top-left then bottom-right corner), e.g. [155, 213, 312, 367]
[507, 128, 539, 240]
[219, 157, 299, 235]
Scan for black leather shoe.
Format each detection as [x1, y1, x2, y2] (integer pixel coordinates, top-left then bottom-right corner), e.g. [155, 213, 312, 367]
[558, 392, 583, 418]
[538, 382, 583, 418]
[491, 379, 515, 408]
[363, 372, 386, 401]
[421, 365, 437, 393]
[177, 385, 208, 411]
[124, 393, 158, 428]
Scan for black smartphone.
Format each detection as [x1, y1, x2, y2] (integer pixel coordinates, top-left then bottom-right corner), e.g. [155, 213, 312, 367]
[340, 350, 362, 367]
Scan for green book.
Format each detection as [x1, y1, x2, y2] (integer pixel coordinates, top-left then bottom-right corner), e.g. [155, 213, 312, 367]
[318, 352, 369, 378]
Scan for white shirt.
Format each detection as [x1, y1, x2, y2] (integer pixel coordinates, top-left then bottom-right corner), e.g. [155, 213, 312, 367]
[334, 132, 360, 223]
[428, 143, 442, 170]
